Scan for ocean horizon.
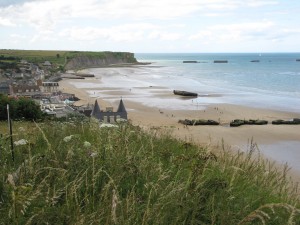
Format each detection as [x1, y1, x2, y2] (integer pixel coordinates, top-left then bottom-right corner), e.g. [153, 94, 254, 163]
[135, 53, 300, 113]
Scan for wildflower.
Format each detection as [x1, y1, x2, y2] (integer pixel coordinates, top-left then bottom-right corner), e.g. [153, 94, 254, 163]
[116, 118, 127, 123]
[7, 174, 15, 187]
[63, 135, 73, 142]
[18, 127, 25, 132]
[83, 141, 91, 148]
[14, 139, 28, 146]
[100, 123, 118, 128]
[111, 189, 118, 224]
[90, 152, 98, 157]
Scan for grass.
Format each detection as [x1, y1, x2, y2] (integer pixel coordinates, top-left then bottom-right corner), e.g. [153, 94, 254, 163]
[0, 49, 68, 65]
[0, 119, 299, 224]
[0, 50, 137, 67]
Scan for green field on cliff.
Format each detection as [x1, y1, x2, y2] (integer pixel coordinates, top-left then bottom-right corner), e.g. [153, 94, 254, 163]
[0, 119, 299, 224]
[0, 49, 136, 67]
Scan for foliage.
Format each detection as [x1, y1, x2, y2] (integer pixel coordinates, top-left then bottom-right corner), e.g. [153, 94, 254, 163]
[0, 120, 299, 224]
[0, 94, 43, 121]
[0, 50, 138, 68]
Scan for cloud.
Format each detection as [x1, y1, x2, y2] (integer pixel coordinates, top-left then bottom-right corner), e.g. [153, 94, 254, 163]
[59, 23, 182, 42]
[30, 30, 58, 43]
[59, 24, 144, 42]
[10, 33, 27, 39]
[3, 0, 298, 52]
[189, 21, 276, 42]
[148, 31, 182, 41]
[0, 0, 281, 37]
[0, 16, 15, 26]
[0, 0, 280, 24]
[246, 0, 278, 7]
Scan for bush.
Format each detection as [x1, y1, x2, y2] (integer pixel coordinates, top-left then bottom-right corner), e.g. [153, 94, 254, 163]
[0, 94, 43, 121]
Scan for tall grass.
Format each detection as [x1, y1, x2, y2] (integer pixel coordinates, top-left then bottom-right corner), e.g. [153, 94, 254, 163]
[0, 119, 299, 224]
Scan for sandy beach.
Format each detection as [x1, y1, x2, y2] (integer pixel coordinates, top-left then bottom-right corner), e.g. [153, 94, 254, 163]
[59, 67, 300, 178]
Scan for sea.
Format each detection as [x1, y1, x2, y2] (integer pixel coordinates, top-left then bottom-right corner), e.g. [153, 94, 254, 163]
[133, 53, 300, 173]
[135, 53, 300, 113]
[79, 53, 300, 172]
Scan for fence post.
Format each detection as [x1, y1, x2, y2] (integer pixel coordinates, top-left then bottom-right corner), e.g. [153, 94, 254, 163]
[7, 104, 14, 162]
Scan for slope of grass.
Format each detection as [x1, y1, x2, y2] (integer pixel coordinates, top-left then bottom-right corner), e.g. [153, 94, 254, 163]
[0, 119, 299, 224]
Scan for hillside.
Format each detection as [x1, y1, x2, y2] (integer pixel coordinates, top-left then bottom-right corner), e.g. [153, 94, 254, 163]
[0, 49, 138, 70]
[0, 119, 299, 224]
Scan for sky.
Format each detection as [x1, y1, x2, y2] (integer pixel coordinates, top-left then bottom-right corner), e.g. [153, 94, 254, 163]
[0, 0, 300, 53]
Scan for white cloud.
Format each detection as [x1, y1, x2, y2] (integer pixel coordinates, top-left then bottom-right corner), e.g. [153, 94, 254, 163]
[59, 24, 147, 42]
[10, 33, 27, 39]
[0, 16, 15, 26]
[246, 0, 278, 7]
[0, 0, 280, 25]
[2, 0, 298, 52]
[59, 23, 182, 42]
[189, 21, 275, 42]
[30, 30, 58, 43]
[148, 31, 182, 41]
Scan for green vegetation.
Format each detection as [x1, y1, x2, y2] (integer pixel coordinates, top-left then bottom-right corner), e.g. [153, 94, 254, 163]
[0, 118, 299, 224]
[0, 94, 43, 121]
[0, 50, 67, 65]
[0, 50, 137, 69]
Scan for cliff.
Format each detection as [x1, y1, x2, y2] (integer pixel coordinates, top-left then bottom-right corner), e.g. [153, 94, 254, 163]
[64, 51, 138, 70]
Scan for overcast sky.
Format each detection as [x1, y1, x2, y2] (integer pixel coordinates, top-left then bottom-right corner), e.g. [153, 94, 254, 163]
[0, 0, 299, 53]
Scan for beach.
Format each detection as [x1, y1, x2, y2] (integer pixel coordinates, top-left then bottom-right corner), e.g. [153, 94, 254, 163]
[59, 65, 300, 178]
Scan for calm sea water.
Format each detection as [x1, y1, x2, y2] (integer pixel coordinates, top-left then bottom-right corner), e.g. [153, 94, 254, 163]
[133, 53, 300, 172]
[135, 53, 300, 112]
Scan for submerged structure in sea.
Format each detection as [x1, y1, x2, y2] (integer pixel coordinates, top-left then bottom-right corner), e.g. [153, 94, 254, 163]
[91, 99, 127, 123]
[173, 90, 198, 97]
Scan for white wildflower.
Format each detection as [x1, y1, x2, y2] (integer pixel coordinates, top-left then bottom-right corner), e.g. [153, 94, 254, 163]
[83, 141, 91, 148]
[116, 118, 127, 123]
[18, 127, 25, 132]
[111, 189, 118, 224]
[63, 135, 73, 142]
[7, 174, 15, 187]
[90, 152, 98, 157]
[14, 139, 28, 146]
[100, 123, 118, 128]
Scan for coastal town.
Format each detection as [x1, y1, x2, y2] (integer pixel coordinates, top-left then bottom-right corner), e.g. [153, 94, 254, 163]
[0, 58, 85, 117]
[0, 53, 129, 121]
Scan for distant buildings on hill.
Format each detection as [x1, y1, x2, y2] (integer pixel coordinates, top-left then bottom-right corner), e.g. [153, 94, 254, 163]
[0, 58, 128, 123]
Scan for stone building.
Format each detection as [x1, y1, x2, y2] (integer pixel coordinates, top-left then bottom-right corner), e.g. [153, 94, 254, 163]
[10, 84, 40, 97]
[40, 82, 59, 93]
[91, 99, 127, 123]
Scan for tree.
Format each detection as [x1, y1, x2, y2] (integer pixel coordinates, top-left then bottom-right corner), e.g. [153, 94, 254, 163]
[0, 94, 43, 121]
[16, 97, 43, 121]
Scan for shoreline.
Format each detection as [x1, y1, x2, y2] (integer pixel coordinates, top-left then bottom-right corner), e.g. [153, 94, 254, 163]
[58, 67, 300, 179]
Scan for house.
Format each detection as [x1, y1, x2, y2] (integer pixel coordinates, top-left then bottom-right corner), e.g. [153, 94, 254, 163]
[0, 82, 11, 95]
[11, 84, 41, 97]
[40, 82, 59, 93]
[43, 61, 52, 67]
[91, 99, 127, 123]
[20, 59, 28, 64]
